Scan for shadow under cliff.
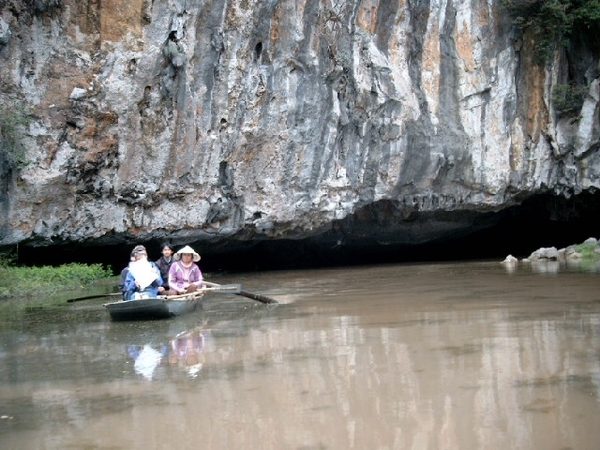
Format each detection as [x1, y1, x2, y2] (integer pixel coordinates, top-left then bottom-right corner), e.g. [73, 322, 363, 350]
[9, 190, 600, 274]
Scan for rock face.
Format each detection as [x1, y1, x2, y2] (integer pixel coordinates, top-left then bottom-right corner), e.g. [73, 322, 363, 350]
[0, 1, 599, 264]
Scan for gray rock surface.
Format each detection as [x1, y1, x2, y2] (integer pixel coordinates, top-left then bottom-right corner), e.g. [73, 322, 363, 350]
[0, 1, 598, 257]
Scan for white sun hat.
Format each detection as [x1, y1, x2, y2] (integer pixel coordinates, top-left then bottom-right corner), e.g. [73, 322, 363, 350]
[174, 245, 201, 262]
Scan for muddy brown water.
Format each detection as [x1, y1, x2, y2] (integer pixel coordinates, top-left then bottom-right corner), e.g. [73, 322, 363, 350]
[0, 260, 599, 449]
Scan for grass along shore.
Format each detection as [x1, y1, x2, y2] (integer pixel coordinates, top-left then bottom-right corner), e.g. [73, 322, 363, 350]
[0, 258, 114, 300]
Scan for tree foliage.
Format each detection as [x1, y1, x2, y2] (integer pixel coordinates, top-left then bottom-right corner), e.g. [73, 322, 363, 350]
[551, 83, 587, 117]
[503, 0, 600, 62]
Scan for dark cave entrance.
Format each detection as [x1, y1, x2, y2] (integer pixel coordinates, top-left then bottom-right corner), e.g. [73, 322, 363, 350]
[10, 190, 600, 274]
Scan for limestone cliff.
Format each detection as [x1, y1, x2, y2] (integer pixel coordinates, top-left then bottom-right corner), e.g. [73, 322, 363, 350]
[0, 0, 598, 266]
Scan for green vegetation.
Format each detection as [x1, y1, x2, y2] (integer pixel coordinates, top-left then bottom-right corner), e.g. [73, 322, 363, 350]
[0, 257, 114, 299]
[502, 0, 600, 63]
[573, 240, 600, 260]
[570, 240, 600, 271]
[0, 102, 32, 171]
[551, 83, 587, 118]
[503, 1, 600, 118]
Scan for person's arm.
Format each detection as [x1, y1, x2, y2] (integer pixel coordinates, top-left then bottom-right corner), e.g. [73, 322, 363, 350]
[124, 271, 138, 291]
[151, 263, 163, 288]
[118, 268, 129, 292]
[155, 259, 169, 286]
[190, 266, 204, 287]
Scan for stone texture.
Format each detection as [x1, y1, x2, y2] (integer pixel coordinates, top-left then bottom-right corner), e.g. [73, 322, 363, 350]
[0, 0, 598, 257]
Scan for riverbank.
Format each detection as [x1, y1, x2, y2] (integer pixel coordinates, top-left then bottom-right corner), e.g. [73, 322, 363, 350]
[502, 237, 600, 269]
[0, 260, 113, 300]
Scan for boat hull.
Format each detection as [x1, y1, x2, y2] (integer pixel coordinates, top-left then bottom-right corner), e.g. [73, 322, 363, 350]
[104, 294, 202, 321]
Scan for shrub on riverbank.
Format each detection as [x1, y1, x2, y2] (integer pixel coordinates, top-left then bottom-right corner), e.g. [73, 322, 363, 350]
[503, 237, 600, 270]
[0, 258, 113, 299]
[572, 239, 600, 260]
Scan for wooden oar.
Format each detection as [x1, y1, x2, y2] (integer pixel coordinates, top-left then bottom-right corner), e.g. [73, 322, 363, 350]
[202, 284, 242, 294]
[158, 285, 242, 300]
[67, 292, 122, 303]
[203, 281, 279, 304]
[68, 284, 241, 304]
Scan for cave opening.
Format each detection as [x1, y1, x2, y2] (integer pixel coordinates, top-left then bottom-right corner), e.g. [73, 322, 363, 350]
[9, 191, 600, 274]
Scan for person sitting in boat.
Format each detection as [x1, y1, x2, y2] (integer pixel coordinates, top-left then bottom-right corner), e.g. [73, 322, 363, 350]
[167, 245, 203, 295]
[123, 245, 163, 300]
[155, 243, 175, 294]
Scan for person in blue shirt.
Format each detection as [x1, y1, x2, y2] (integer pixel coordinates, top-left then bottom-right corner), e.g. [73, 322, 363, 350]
[123, 245, 163, 300]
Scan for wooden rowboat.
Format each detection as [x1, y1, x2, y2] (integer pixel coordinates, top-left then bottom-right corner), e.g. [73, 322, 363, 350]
[104, 292, 203, 321]
[101, 283, 276, 321]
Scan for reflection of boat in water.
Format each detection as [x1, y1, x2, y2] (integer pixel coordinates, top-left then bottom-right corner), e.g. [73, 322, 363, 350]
[104, 292, 203, 321]
[128, 344, 169, 380]
[168, 329, 206, 378]
[125, 329, 207, 380]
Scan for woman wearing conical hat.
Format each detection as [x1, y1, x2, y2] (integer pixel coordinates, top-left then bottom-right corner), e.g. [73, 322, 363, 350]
[167, 245, 203, 296]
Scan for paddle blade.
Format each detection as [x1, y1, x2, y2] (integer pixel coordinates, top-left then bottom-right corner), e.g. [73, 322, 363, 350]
[238, 290, 278, 304]
[202, 280, 278, 304]
[206, 284, 242, 294]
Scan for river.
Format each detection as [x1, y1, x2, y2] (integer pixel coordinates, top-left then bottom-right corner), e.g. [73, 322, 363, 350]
[0, 260, 599, 449]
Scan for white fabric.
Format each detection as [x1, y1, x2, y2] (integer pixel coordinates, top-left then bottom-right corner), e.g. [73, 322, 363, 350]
[129, 259, 159, 290]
